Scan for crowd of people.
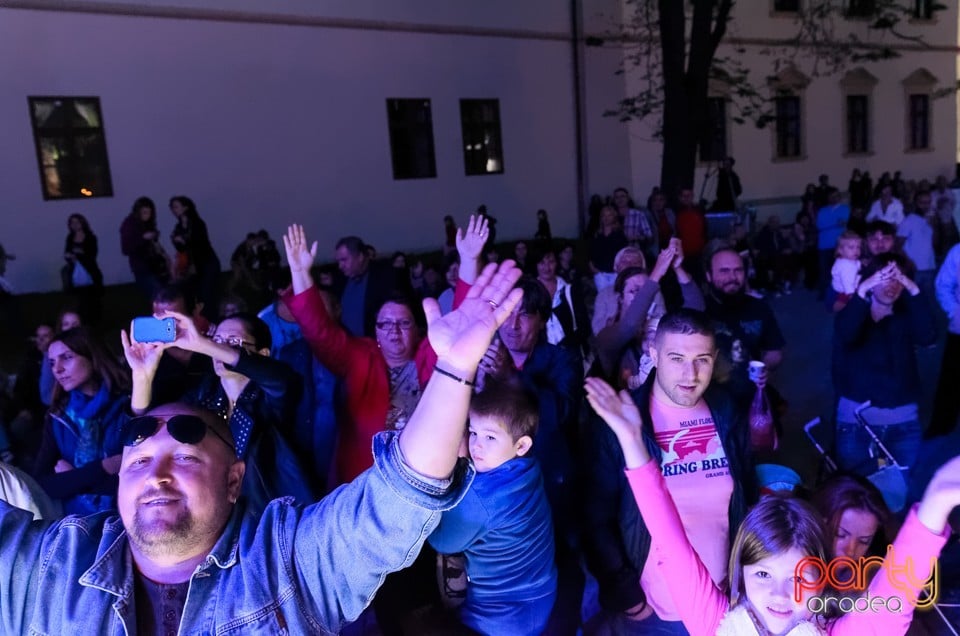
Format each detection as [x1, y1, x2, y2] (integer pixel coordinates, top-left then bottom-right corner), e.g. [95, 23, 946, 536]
[0, 176, 958, 635]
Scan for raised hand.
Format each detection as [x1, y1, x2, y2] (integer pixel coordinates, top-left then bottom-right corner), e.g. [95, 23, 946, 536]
[283, 224, 318, 275]
[670, 237, 685, 270]
[917, 454, 960, 535]
[121, 326, 167, 378]
[857, 262, 897, 298]
[157, 309, 206, 353]
[585, 377, 651, 469]
[649, 244, 676, 283]
[456, 214, 490, 262]
[423, 260, 523, 374]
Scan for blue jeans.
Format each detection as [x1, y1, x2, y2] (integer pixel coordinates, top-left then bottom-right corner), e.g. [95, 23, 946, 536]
[835, 419, 921, 478]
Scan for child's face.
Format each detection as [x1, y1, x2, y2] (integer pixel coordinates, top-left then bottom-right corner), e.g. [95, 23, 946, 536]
[467, 414, 529, 473]
[839, 239, 860, 261]
[742, 547, 815, 634]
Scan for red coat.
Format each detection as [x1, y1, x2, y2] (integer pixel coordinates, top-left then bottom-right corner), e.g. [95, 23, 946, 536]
[284, 281, 468, 483]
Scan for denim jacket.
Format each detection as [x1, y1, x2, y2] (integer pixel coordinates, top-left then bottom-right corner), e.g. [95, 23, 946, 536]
[0, 432, 473, 635]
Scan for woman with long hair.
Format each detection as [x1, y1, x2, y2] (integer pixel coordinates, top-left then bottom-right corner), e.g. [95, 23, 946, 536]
[169, 195, 222, 321]
[62, 213, 104, 324]
[31, 327, 130, 515]
[120, 196, 171, 300]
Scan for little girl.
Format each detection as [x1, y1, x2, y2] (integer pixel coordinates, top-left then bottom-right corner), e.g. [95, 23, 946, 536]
[831, 232, 862, 310]
[586, 377, 958, 636]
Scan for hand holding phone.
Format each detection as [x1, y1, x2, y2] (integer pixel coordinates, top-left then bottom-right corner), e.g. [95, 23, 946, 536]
[131, 316, 176, 343]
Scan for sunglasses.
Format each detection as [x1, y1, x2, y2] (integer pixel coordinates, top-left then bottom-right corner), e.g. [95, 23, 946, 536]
[121, 414, 236, 454]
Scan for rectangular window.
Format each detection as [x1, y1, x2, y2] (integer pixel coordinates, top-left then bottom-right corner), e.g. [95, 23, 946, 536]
[774, 95, 802, 158]
[913, 0, 934, 19]
[699, 97, 728, 163]
[846, 0, 876, 17]
[28, 96, 113, 200]
[773, 0, 800, 12]
[908, 94, 930, 150]
[460, 99, 504, 176]
[386, 98, 437, 180]
[846, 95, 869, 153]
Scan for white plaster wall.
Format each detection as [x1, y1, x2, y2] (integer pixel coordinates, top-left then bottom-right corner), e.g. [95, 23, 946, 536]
[613, 2, 959, 220]
[0, 7, 582, 292]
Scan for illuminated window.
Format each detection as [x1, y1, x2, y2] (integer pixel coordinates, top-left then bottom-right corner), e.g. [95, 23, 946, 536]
[460, 99, 504, 176]
[28, 96, 113, 200]
[386, 98, 437, 180]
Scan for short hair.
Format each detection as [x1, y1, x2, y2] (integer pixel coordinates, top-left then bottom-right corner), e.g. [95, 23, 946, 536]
[704, 239, 742, 274]
[153, 283, 196, 314]
[613, 246, 647, 273]
[335, 236, 367, 255]
[516, 277, 552, 321]
[614, 266, 647, 295]
[377, 291, 426, 331]
[469, 379, 539, 442]
[834, 231, 862, 257]
[220, 312, 272, 350]
[811, 475, 890, 555]
[654, 309, 716, 345]
[728, 495, 827, 608]
[865, 220, 896, 237]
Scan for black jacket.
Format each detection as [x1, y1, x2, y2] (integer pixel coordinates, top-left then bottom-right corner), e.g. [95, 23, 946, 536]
[582, 370, 756, 613]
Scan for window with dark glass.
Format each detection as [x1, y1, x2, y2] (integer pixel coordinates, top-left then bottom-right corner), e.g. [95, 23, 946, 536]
[386, 98, 437, 180]
[846, 0, 876, 17]
[460, 99, 504, 176]
[846, 95, 869, 153]
[913, 0, 934, 19]
[699, 97, 728, 163]
[774, 95, 802, 158]
[28, 96, 113, 200]
[773, 0, 800, 12]
[908, 94, 930, 150]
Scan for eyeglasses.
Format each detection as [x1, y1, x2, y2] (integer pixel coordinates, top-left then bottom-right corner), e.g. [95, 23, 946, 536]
[375, 319, 414, 332]
[211, 334, 255, 349]
[121, 414, 236, 454]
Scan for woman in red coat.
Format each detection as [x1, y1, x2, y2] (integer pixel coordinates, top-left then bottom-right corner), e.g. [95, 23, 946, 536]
[282, 217, 487, 484]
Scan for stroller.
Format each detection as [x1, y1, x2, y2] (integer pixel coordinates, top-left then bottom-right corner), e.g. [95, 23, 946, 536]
[802, 400, 908, 513]
[805, 403, 960, 634]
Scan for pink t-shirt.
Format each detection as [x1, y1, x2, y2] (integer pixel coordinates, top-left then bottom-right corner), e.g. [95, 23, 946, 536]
[640, 393, 734, 621]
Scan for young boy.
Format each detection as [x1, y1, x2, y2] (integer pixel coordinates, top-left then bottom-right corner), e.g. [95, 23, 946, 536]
[427, 382, 557, 635]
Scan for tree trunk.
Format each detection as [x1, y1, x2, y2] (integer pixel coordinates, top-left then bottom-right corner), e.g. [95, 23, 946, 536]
[658, 0, 694, 199]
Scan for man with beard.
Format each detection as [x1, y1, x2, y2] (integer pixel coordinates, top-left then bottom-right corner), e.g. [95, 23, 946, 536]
[703, 243, 786, 406]
[0, 257, 525, 634]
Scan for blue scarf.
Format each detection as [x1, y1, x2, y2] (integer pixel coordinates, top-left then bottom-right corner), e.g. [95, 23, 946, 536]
[64, 383, 112, 467]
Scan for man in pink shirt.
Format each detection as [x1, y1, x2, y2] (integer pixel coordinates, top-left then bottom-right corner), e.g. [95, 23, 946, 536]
[583, 309, 756, 634]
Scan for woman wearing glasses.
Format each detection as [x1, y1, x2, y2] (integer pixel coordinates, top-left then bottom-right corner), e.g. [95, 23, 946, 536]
[281, 218, 485, 486]
[31, 326, 130, 516]
[121, 312, 314, 514]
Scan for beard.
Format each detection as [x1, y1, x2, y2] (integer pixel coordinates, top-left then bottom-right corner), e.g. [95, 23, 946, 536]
[130, 503, 200, 559]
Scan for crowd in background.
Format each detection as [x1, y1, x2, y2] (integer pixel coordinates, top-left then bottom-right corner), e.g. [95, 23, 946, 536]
[0, 169, 959, 635]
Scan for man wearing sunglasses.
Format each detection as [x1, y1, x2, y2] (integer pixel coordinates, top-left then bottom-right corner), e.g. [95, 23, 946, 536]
[0, 258, 524, 635]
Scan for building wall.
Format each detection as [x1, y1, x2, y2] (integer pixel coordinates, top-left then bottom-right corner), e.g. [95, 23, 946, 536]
[1, 2, 630, 293]
[613, 2, 960, 222]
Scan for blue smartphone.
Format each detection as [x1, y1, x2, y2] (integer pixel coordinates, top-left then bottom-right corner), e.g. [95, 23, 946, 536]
[132, 317, 176, 343]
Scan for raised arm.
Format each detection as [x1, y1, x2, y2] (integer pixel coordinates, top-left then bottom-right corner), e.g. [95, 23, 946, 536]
[290, 260, 524, 629]
[586, 377, 727, 636]
[455, 214, 488, 286]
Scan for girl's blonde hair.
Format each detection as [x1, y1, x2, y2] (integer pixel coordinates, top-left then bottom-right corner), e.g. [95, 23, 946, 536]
[834, 231, 862, 258]
[728, 494, 828, 608]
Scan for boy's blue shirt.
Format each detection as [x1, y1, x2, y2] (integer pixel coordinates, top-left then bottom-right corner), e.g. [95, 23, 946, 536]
[428, 454, 557, 602]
